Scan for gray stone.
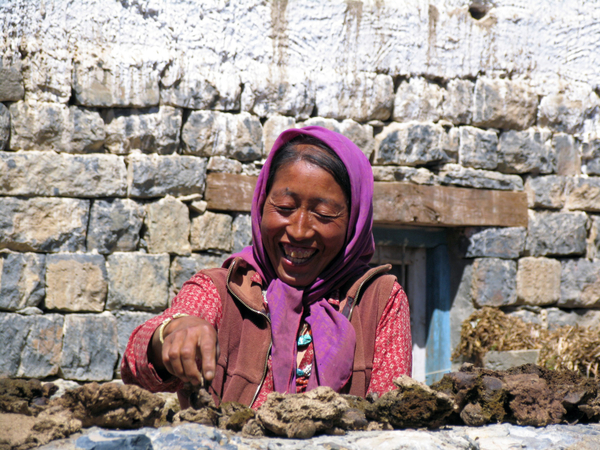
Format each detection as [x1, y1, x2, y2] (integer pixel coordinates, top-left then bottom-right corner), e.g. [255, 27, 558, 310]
[559, 259, 600, 308]
[554, 133, 581, 176]
[588, 215, 600, 260]
[190, 211, 233, 253]
[181, 111, 263, 162]
[232, 213, 252, 253]
[17, 314, 64, 378]
[17, 307, 43, 315]
[565, 177, 600, 212]
[0, 67, 25, 101]
[471, 258, 517, 307]
[300, 117, 375, 159]
[0, 103, 9, 150]
[472, 78, 537, 130]
[582, 136, 600, 175]
[442, 79, 474, 125]
[438, 164, 524, 191]
[106, 252, 170, 311]
[127, 153, 208, 198]
[103, 106, 182, 155]
[0, 152, 127, 197]
[0, 252, 45, 311]
[393, 77, 443, 123]
[9, 101, 105, 153]
[372, 166, 437, 185]
[450, 263, 475, 358]
[241, 163, 261, 177]
[73, 45, 164, 108]
[441, 126, 460, 162]
[484, 350, 539, 371]
[524, 175, 566, 209]
[45, 254, 108, 312]
[464, 227, 526, 259]
[526, 211, 588, 257]
[170, 253, 230, 293]
[263, 115, 297, 155]
[60, 313, 118, 381]
[87, 199, 145, 254]
[114, 311, 155, 377]
[0, 197, 89, 252]
[458, 126, 498, 170]
[547, 307, 600, 331]
[161, 59, 241, 111]
[498, 128, 555, 174]
[315, 71, 393, 122]
[242, 69, 314, 120]
[516, 257, 561, 306]
[0, 313, 30, 377]
[21, 45, 72, 104]
[538, 92, 591, 134]
[144, 196, 191, 255]
[374, 122, 446, 166]
[206, 156, 243, 174]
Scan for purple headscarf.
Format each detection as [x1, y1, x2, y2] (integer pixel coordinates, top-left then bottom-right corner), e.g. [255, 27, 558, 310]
[226, 126, 375, 393]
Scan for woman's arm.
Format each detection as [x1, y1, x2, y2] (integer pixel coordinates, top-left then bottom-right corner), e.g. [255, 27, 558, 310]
[121, 272, 224, 392]
[367, 281, 412, 395]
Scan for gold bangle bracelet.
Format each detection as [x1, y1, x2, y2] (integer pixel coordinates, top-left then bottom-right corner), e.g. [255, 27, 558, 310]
[158, 313, 190, 344]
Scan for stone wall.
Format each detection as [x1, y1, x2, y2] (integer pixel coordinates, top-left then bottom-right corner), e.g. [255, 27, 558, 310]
[1, 0, 600, 381]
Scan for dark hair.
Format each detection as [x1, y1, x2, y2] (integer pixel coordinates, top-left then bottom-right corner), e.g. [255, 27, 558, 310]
[265, 135, 352, 206]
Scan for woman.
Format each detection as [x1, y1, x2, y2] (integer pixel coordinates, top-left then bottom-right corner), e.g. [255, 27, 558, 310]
[122, 126, 412, 408]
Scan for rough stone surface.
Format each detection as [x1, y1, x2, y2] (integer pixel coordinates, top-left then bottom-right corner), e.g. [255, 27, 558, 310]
[472, 78, 537, 130]
[0, 67, 25, 101]
[498, 128, 555, 174]
[458, 126, 498, 170]
[182, 111, 263, 162]
[374, 122, 446, 166]
[0, 103, 9, 151]
[538, 89, 597, 134]
[161, 59, 241, 111]
[144, 196, 191, 255]
[589, 215, 600, 260]
[191, 212, 233, 253]
[442, 79, 474, 125]
[206, 156, 243, 174]
[565, 176, 600, 212]
[0, 252, 45, 311]
[10, 101, 105, 153]
[87, 199, 145, 254]
[483, 350, 540, 371]
[471, 258, 517, 307]
[372, 166, 437, 185]
[114, 311, 155, 376]
[232, 213, 253, 254]
[0, 197, 89, 253]
[516, 257, 561, 306]
[438, 164, 524, 191]
[546, 307, 600, 330]
[17, 314, 64, 378]
[526, 211, 588, 256]
[262, 115, 297, 155]
[45, 254, 108, 312]
[464, 227, 526, 259]
[106, 253, 169, 311]
[582, 137, 600, 175]
[301, 117, 375, 160]
[524, 175, 566, 209]
[170, 253, 230, 294]
[0, 313, 31, 377]
[393, 77, 443, 123]
[103, 106, 182, 155]
[127, 153, 207, 198]
[315, 72, 393, 122]
[60, 313, 119, 381]
[559, 259, 600, 308]
[554, 133, 581, 176]
[0, 152, 127, 197]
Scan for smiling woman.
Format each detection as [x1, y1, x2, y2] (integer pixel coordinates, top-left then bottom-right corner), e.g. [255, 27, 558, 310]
[121, 126, 412, 409]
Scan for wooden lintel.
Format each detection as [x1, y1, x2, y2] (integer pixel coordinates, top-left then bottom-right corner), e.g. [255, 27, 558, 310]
[205, 173, 528, 228]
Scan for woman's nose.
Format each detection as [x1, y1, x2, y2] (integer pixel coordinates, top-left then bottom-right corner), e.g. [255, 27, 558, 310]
[288, 210, 314, 240]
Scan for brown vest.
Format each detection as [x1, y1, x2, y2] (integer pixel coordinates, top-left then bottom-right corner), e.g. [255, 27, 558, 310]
[197, 257, 396, 407]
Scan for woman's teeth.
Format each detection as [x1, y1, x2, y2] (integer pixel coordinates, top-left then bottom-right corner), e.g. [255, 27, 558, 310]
[283, 246, 315, 263]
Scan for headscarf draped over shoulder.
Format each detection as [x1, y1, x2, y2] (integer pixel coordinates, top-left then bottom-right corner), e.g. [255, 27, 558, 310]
[226, 126, 375, 393]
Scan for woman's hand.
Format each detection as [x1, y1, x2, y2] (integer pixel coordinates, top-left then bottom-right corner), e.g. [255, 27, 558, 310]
[149, 316, 218, 385]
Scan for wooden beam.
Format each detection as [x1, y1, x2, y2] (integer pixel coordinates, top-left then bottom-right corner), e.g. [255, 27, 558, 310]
[205, 173, 528, 227]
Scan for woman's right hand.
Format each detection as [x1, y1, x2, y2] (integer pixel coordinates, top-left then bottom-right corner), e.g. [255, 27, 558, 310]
[149, 316, 218, 386]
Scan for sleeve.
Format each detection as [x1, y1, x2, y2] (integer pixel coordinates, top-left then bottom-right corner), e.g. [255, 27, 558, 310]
[120, 272, 224, 393]
[366, 280, 412, 396]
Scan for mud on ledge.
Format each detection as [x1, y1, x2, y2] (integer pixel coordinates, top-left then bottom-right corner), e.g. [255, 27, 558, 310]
[2, 363, 600, 449]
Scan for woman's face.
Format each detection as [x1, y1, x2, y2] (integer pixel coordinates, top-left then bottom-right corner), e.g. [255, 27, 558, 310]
[261, 148, 349, 288]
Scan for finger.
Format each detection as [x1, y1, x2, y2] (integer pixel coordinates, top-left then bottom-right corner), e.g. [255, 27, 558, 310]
[163, 333, 189, 382]
[198, 326, 218, 381]
[180, 337, 204, 385]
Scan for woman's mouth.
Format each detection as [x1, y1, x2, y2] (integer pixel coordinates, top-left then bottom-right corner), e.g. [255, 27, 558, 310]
[281, 243, 317, 265]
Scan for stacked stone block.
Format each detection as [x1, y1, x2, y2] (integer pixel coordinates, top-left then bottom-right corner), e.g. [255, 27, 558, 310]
[1, 15, 600, 383]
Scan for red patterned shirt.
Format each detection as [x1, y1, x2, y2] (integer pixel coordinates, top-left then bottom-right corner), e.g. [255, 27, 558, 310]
[121, 272, 412, 408]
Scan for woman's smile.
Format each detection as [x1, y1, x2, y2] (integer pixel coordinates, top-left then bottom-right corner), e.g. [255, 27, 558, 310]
[261, 152, 349, 287]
